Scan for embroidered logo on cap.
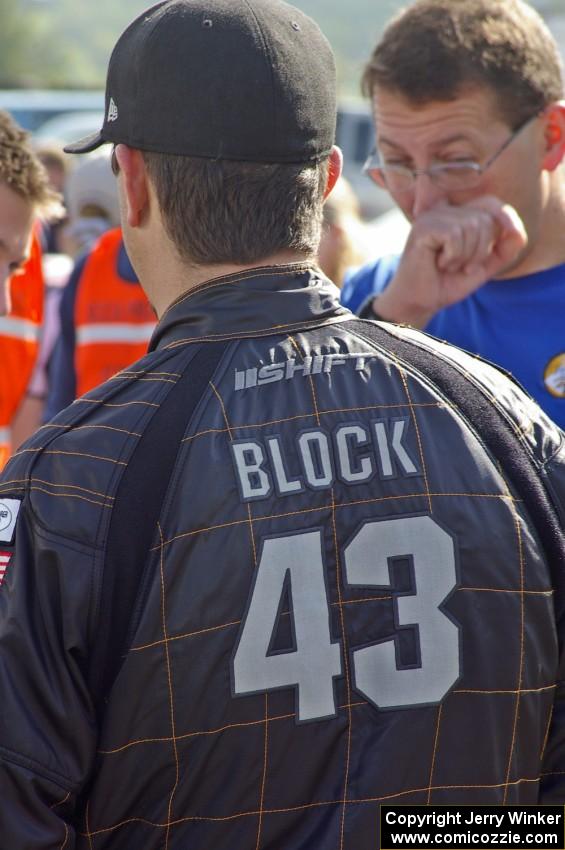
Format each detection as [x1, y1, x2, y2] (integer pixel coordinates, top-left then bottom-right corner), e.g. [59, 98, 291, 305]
[0, 498, 21, 545]
[107, 98, 119, 122]
[0, 551, 12, 587]
[544, 353, 565, 399]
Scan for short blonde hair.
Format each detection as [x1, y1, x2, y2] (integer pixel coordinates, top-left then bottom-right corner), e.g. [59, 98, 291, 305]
[0, 110, 64, 220]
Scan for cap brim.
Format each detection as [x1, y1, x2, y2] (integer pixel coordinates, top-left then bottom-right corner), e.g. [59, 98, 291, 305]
[63, 129, 106, 155]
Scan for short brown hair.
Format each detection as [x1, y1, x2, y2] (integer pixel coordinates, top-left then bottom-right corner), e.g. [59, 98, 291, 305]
[142, 152, 329, 266]
[362, 0, 565, 128]
[0, 111, 63, 218]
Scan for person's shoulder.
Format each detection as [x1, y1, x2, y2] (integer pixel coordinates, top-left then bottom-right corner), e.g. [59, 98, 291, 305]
[342, 257, 380, 290]
[382, 321, 564, 466]
[341, 254, 401, 313]
[0, 347, 182, 548]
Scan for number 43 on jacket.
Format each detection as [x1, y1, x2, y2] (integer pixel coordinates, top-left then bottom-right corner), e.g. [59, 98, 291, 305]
[232, 515, 460, 722]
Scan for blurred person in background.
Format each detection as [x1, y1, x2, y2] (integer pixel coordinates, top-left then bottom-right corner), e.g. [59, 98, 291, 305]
[63, 147, 121, 257]
[0, 110, 62, 469]
[44, 148, 155, 420]
[20, 143, 74, 444]
[34, 143, 71, 255]
[317, 175, 375, 286]
[341, 0, 565, 428]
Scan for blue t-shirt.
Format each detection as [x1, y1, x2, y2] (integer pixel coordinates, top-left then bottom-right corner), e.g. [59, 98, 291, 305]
[341, 257, 565, 429]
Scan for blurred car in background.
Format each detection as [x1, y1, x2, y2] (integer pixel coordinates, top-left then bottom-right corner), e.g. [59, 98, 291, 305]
[335, 98, 392, 220]
[34, 110, 104, 145]
[0, 89, 104, 134]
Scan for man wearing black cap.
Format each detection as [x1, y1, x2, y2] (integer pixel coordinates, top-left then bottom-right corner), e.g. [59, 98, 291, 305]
[0, 1, 565, 847]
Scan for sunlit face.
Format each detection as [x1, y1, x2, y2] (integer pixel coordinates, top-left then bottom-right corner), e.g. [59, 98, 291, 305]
[372, 85, 550, 272]
[0, 182, 35, 315]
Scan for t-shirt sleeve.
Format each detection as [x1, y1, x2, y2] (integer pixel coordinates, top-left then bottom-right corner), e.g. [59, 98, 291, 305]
[340, 254, 401, 315]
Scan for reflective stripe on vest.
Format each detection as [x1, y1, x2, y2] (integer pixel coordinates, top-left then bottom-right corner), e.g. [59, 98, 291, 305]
[76, 322, 155, 345]
[0, 428, 12, 472]
[0, 316, 42, 342]
[74, 228, 155, 396]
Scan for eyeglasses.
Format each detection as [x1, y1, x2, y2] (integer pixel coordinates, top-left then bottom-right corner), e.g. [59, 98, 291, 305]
[111, 145, 120, 176]
[363, 112, 540, 194]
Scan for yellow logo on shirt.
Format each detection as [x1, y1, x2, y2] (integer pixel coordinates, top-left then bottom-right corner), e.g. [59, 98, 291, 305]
[544, 353, 565, 398]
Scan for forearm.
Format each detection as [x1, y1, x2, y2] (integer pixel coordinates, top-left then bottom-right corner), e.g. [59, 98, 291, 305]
[359, 196, 528, 327]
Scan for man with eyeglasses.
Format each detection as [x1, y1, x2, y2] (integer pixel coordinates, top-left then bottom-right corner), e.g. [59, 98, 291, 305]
[341, 0, 565, 428]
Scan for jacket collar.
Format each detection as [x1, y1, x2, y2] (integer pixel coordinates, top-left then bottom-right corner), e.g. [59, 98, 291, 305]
[149, 263, 350, 351]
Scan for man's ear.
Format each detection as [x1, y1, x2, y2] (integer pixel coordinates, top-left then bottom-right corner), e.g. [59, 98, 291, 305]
[323, 145, 344, 200]
[114, 144, 150, 227]
[541, 102, 565, 172]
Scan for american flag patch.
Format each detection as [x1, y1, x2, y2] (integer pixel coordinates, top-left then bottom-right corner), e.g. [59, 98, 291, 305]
[0, 551, 11, 586]
[0, 498, 21, 545]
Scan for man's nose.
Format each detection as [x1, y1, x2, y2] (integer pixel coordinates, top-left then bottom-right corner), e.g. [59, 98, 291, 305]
[410, 172, 446, 218]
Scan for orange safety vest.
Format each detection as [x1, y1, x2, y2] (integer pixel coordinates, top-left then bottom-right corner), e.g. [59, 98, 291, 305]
[0, 230, 44, 470]
[74, 228, 155, 397]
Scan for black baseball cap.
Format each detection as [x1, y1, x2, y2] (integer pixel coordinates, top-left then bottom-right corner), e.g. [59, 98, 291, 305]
[64, 0, 336, 163]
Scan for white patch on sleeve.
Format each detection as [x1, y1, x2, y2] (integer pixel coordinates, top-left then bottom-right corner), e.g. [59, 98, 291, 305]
[0, 498, 21, 544]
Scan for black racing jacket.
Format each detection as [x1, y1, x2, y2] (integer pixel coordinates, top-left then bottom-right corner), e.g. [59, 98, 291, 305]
[0, 265, 564, 848]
